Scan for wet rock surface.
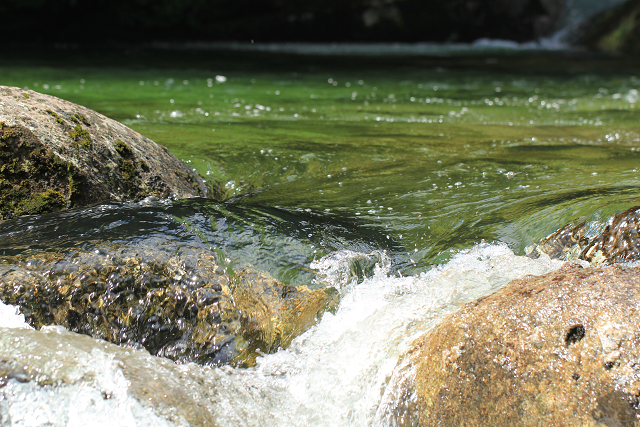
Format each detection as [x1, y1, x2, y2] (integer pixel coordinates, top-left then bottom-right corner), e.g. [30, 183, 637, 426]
[0, 244, 336, 367]
[395, 264, 640, 426]
[581, 206, 640, 265]
[527, 206, 640, 265]
[0, 325, 220, 426]
[0, 85, 209, 221]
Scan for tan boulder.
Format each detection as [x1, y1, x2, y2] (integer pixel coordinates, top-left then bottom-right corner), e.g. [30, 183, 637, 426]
[390, 264, 640, 426]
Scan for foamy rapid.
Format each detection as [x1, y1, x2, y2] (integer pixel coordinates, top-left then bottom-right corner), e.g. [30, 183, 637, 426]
[0, 243, 563, 426]
[205, 243, 563, 426]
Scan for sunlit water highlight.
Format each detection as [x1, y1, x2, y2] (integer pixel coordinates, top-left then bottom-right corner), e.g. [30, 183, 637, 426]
[0, 243, 563, 426]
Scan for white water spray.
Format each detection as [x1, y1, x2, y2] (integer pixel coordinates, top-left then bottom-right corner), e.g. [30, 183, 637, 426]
[0, 243, 563, 426]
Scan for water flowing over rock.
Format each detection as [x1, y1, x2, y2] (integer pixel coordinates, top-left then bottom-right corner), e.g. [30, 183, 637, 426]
[0, 243, 336, 367]
[0, 85, 209, 221]
[388, 264, 640, 426]
[0, 325, 220, 426]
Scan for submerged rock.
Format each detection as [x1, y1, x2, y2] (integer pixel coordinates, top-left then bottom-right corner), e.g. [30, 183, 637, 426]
[0, 244, 336, 367]
[0, 85, 209, 221]
[527, 206, 640, 265]
[390, 264, 640, 426]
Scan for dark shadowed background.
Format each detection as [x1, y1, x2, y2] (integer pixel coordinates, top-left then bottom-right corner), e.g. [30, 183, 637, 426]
[0, 0, 570, 43]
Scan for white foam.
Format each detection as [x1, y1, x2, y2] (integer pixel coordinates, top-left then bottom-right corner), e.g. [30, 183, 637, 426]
[0, 326, 189, 427]
[0, 243, 564, 426]
[0, 348, 181, 427]
[0, 300, 31, 329]
[207, 243, 563, 426]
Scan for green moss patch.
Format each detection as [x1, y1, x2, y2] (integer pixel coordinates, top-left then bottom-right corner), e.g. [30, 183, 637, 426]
[69, 124, 91, 149]
[70, 114, 91, 127]
[0, 126, 19, 142]
[45, 109, 64, 125]
[121, 159, 138, 181]
[0, 123, 85, 221]
[115, 140, 132, 157]
[15, 189, 65, 216]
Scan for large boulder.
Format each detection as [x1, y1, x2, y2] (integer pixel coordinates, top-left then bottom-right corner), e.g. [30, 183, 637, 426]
[0, 85, 209, 221]
[0, 243, 337, 367]
[388, 264, 640, 426]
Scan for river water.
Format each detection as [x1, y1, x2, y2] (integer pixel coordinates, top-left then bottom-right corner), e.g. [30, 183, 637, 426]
[0, 43, 639, 425]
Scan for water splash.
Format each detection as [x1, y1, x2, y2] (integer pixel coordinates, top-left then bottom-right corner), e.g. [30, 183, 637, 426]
[0, 243, 564, 426]
[206, 243, 563, 426]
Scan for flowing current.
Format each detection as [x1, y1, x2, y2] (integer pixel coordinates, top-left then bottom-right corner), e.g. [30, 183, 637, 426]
[1, 7, 640, 423]
[0, 243, 563, 426]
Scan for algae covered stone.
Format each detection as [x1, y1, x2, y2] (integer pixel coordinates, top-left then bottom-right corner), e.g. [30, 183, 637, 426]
[387, 264, 640, 426]
[0, 85, 210, 221]
[0, 243, 336, 366]
[580, 206, 640, 265]
[525, 220, 589, 261]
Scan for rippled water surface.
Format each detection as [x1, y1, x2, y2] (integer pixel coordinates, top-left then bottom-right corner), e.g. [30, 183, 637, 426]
[1, 45, 640, 425]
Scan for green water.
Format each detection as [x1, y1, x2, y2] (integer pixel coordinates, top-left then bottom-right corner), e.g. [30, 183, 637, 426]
[2, 47, 640, 277]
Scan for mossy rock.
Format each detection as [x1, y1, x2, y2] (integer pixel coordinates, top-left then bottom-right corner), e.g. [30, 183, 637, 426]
[526, 220, 589, 262]
[0, 243, 337, 367]
[0, 122, 84, 219]
[0, 85, 211, 221]
[578, 206, 640, 264]
[575, 0, 640, 54]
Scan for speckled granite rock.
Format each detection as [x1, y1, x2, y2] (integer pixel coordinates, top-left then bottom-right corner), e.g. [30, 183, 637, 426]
[0, 85, 209, 220]
[389, 264, 640, 426]
[0, 243, 337, 367]
[527, 206, 640, 266]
